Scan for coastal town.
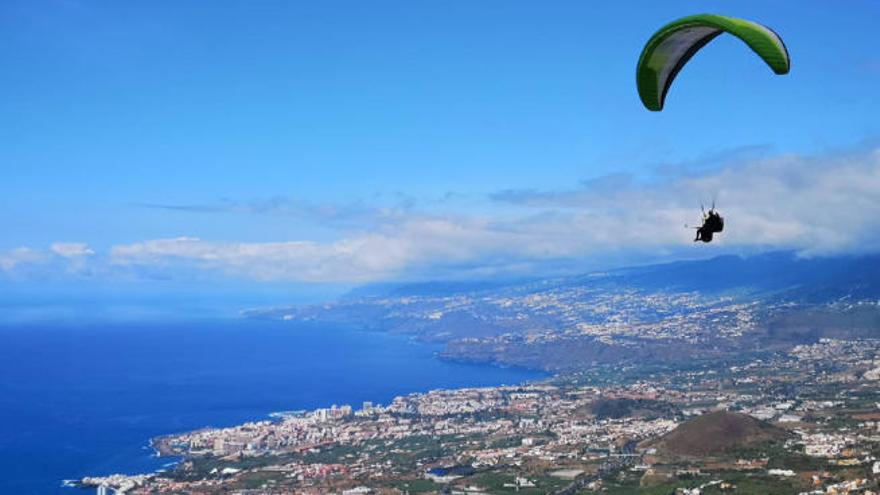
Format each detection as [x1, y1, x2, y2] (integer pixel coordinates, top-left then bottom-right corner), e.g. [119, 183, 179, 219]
[81, 336, 880, 494]
[246, 256, 867, 376]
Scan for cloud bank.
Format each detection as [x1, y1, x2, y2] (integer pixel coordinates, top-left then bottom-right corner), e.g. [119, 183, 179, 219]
[4, 146, 880, 284]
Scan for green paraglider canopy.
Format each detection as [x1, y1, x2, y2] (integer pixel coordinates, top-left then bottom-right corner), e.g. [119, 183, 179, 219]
[637, 14, 790, 111]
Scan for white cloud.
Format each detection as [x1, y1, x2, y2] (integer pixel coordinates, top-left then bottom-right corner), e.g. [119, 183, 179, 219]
[1, 243, 94, 276]
[6, 146, 880, 284]
[109, 236, 411, 283]
[492, 147, 880, 255]
[108, 146, 880, 283]
[50, 242, 95, 258]
[0, 248, 45, 271]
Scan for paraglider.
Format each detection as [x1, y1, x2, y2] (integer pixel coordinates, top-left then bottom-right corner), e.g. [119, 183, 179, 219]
[693, 204, 724, 243]
[636, 14, 790, 111]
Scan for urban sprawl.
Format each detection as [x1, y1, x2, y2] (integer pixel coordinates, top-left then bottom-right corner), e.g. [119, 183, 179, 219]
[82, 335, 880, 494]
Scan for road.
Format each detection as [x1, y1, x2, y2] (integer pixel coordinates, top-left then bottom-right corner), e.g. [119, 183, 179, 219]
[553, 440, 640, 495]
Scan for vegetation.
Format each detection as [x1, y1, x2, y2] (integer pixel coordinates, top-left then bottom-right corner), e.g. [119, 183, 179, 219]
[652, 411, 789, 457]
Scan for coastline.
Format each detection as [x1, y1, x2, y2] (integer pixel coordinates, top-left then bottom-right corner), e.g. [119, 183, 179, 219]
[56, 320, 544, 492]
[76, 376, 557, 493]
[150, 436, 180, 458]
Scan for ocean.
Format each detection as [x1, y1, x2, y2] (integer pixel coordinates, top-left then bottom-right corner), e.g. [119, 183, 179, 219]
[0, 318, 543, 494]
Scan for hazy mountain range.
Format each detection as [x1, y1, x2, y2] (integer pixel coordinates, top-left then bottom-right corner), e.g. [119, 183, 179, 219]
[247, 252, 880, 371]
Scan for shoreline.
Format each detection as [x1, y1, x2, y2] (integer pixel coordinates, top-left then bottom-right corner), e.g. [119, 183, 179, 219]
[63, 328, 545, 490]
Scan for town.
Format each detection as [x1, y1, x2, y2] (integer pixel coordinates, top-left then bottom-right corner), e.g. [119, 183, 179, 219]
[82, 336, 880, 494]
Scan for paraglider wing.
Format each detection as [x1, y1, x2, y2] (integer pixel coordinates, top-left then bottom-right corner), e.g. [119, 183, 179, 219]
[637, 14, 790, 111]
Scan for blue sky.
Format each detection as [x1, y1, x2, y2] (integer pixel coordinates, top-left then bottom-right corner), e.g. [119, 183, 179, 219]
[2, 1, 880, 291]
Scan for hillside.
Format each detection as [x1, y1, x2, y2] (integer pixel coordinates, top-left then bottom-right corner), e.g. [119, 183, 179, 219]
[650, 411, 789, 457]
[246, 252, 880, 371]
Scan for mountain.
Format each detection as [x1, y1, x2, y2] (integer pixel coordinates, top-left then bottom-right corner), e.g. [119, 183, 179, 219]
[342, 279, 534, 299]
[345, 251, 880, 299]
[599, 251, 880, 300]
[649, 411, 789, 457]
[246, 252, 880, 371]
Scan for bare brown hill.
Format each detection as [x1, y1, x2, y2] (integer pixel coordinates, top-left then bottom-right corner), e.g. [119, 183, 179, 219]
[650, 411, 789, 457]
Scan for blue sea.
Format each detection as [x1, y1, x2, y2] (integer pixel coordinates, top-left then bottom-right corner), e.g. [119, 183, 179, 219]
[0, 318, 543, 494]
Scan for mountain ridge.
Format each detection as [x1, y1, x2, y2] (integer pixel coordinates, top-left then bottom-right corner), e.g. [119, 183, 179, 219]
[339, 251, 880, 300]
[247, 251, 880, 372]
